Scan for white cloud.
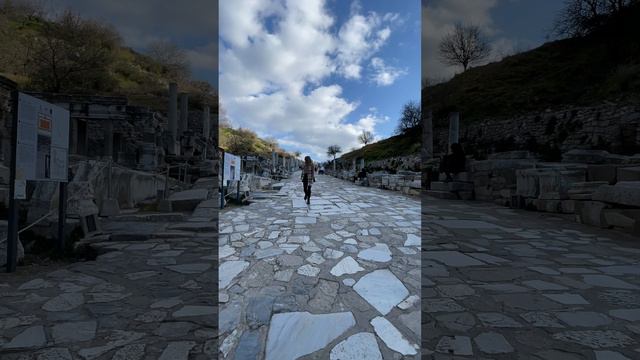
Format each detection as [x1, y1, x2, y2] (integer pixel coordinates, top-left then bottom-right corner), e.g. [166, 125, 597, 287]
[370, 57, 407, 86]
[220, 0, 402, 160]
[335, 12, 394, 79]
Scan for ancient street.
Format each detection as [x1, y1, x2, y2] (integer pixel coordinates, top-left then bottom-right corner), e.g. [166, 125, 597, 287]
[0, 203, 217, 359]
[218, 173, 422, 359]
[423, 196, 640, 359]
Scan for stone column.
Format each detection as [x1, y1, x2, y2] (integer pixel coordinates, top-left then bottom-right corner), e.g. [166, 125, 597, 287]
[104, 119, 114, 159]
[352, 158, 356, 171]
[168, 83, 178, 142]
[202, 105, 210, 139]
[448, 112, 460, 153]
[168, 83, 178, 156]
[424, 109, 433, 159]
[179, 93, 189, 136]
[70, 118, 78, 155]
[272, 152, 276, 172]
[359, 158, 365, 170]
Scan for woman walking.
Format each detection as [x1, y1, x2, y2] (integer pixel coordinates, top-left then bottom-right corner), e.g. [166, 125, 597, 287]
[301, 156, 315, 205]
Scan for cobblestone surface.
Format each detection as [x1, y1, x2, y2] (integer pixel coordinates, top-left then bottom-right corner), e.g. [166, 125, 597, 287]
[423, 196, 640, 359]
[0, 209, 216, 359]
[219, 173, 421, 359]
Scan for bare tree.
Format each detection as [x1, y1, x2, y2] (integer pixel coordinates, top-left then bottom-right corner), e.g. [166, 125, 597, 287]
[358, 130, 374, 145]
[396, 100, 421, 134]
[438, 23, 491, 71]
[148, 40, 191, 81]
[26, 10, 120, 92]
[553, 0, 635, 37]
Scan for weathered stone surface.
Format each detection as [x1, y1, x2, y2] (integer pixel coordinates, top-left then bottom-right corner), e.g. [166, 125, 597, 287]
[329, 332, 382, 360]
[593, 181, 640, 207]
[353, 269, 408, 315]
[3, 325, 46, 349]
[330, 256, 364, 276]
[357, 243, 392, 262]
[474, 332, 514, 354]
[51, 321, 97, 343]
[370, 316, 418, 355]
[265, 312, 355, 360]
[219, 261, 250, 289]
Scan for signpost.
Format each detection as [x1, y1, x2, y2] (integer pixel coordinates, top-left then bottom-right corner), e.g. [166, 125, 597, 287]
[6, 92, 69, 272]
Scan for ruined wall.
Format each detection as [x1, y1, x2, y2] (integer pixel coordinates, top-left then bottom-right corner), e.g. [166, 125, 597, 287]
[433, 103, 640, 159]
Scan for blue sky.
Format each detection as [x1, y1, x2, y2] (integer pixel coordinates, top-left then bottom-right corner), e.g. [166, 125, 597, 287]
[423, 0, 564, 81]
[220, 0, 420, 161]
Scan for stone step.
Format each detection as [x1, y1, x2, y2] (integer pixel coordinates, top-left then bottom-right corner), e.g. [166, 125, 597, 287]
[111, 213, 186, 223]
[167, 222, 217, 232]
[618, 167, 640, 182]
[425, 190, 458, 200]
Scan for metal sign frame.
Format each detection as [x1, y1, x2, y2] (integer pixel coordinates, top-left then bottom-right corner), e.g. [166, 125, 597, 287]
[6, 92, 69, 273]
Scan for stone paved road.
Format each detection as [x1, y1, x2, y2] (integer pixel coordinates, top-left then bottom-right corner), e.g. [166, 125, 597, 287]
[423, 196, 640, 359]
[0, 204, 217, 359]
[219, 173, 421, 359]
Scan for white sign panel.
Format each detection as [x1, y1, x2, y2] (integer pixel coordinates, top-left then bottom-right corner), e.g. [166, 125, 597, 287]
[16, 93, 69, 182]
[224, 152, 241, 182]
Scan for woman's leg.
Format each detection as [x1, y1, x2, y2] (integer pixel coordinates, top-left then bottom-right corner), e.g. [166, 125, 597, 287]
[303, 180, 308, 199]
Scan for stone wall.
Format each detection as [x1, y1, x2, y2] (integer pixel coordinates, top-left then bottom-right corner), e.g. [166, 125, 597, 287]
[363, 154, 421, 173]
[333, 170, 421, 196]
[433, 103, 640, 158]
[441, 150, 640, 234]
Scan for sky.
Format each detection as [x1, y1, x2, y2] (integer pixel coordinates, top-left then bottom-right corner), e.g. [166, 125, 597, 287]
[32, 0, 218, 87]
[219, 0, 421, 161]
[423, 0, 565, 83]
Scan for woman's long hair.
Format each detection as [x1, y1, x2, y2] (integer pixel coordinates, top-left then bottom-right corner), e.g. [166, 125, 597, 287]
[304, 156, 313, 166]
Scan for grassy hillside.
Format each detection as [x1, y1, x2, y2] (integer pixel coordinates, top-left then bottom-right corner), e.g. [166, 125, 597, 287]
[220, 125, 294, 158]
[0, 5, 214, 111]
[424, 2, 640, 125]
[338, 128, 421, 163]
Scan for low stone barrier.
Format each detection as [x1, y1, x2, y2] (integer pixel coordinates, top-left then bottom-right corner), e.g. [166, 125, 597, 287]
[332, 170, 421, 196]
[435, 150, 640, 234]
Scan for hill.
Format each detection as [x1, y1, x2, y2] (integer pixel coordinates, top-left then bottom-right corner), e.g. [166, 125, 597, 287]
[219, 125, 295, 159]
[338, 127, 421, 163]
[424, 2, 640, 125]
[0, 4, 215, 111]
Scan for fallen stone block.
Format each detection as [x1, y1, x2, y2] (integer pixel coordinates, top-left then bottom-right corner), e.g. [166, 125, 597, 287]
[533, 199, 562, 213]
[593, 181, 640, 207]
[575, 201, 609, 227]
[602, 209, 638, 230]
[168, 189, 209, 212]
[618, 167, 640, 182]
[587, 165, 618, 184]
[561, 200, 576, 214]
